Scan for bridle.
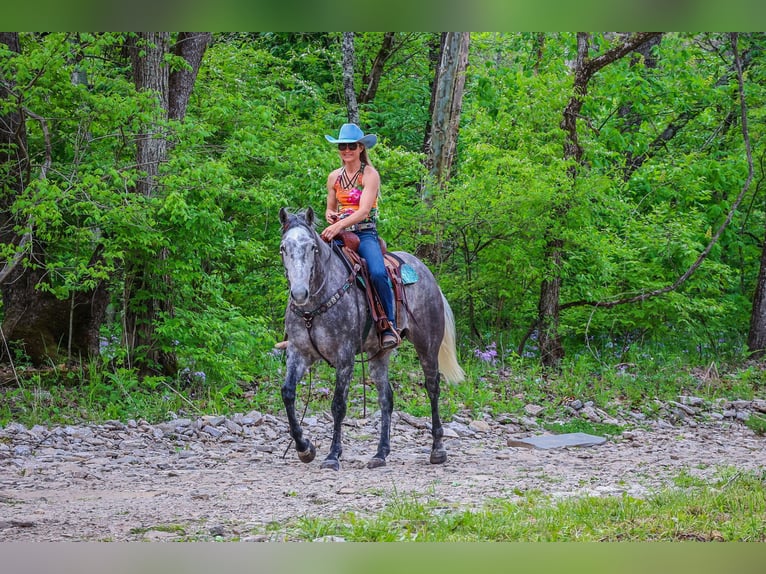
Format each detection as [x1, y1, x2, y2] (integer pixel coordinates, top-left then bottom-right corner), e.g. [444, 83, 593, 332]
[281, 221, 361, 366]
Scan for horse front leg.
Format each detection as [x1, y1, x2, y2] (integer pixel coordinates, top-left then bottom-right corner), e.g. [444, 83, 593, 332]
[424, 369, 446, 465]
[367, 357, 393, 469]
[281, 353, 316, 463]
[320, 362, 354, 471]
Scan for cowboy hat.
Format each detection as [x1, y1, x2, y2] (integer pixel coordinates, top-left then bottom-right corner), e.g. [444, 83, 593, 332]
[324, 123, 377, 149]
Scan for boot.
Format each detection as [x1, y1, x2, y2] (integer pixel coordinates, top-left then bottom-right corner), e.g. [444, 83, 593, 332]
[380, 319, 400, 349]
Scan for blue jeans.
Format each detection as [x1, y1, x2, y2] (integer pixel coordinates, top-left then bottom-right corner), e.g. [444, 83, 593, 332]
[356, 229, 396, 331]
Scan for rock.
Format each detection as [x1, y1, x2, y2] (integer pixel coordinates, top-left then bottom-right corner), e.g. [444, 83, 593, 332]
[442, 427, 460, 438]
[13, 445, 32, 457]
[678, 396, 704, 407]
[669, 401, 697, 416]
[444, 422, 474, 437]
[581, 406, 602, 422]
[524, 404, 545, 417]
[730, 400, 752, 411]
[201, 415, 226, 427]
[398, 412, 428, 429]
[507, 432, 607, 450]
[3, 396, 765, 542]
[202, 425, 223, 438]
[469, 420, 491, 433]
[519, 416, 539, 429]
[224, 420, 243, 434]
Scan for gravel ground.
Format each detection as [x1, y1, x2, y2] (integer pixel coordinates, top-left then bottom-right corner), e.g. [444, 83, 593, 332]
[1, 399, 764, 541]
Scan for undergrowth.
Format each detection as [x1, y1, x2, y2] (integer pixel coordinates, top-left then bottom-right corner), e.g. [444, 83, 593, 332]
[0, 340, 764, 428]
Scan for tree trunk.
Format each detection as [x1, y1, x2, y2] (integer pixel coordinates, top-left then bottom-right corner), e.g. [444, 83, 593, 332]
[358, 32, 396, 104]
[342, 32, 359, 125]
[169, 33, 212, 121]
[748, 249, 766, 357]
[427, 32, 470, 189]
[128, 32, 169, 198]
[422, 33, 444, 160]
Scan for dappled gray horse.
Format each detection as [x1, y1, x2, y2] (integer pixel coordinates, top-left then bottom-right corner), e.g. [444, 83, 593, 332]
[278, 207, 464, 470]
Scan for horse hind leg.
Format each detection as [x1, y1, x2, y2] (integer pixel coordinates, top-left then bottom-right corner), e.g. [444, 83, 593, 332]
[367, 357, 393, 469]
[421, 358, 447, 464]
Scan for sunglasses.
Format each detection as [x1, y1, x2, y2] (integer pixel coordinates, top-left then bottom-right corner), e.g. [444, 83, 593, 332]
[337, 142, 359, 151]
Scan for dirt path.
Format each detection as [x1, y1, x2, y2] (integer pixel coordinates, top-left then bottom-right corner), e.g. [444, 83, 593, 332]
[1, 403, 764, 541]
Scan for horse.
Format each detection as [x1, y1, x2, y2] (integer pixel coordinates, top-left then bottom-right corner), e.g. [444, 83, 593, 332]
[278, 207, 465, 470]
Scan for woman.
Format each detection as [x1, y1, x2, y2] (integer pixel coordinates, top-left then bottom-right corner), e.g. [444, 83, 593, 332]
[320, 123, 400, 349]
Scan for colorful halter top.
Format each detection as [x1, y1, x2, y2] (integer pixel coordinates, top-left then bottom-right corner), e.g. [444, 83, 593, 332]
[333, 162, 378, 223]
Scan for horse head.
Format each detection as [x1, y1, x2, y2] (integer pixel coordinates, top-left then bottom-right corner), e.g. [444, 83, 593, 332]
[279, 207, 324, 306]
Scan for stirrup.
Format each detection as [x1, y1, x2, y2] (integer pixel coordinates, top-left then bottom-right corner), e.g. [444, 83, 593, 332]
[381, 329, 400, 349]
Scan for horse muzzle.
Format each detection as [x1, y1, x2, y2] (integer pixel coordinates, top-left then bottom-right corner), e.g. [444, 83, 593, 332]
[290, 285, 310, 305]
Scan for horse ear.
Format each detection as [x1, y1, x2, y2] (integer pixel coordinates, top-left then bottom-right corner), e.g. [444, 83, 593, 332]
[305, 206, 315, 226]
[279, 207, 289, 226]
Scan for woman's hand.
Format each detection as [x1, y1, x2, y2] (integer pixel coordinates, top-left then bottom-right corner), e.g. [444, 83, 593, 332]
[325, 210, 339, 224]
[320, 221, 342, 242]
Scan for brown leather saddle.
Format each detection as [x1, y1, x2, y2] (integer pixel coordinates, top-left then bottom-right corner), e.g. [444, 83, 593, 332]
[335, 231, 408, 336]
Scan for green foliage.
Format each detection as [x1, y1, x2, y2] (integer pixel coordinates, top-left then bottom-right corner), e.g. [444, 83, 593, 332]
[2, 32, 766, 422]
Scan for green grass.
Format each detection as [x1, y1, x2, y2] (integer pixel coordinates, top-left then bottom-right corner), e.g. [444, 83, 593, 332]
[275, 468, 766, 542]
[745, 413, 766, 436]
[543, 418, 623, 437]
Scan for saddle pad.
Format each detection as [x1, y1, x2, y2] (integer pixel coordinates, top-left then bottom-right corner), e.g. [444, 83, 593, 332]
[399, 263, 419, 285]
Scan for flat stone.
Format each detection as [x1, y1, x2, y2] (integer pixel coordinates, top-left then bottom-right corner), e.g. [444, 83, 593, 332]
[469, 420, 491, 433]
[507, 432, 607, 450]
[442, 427, 460, 438]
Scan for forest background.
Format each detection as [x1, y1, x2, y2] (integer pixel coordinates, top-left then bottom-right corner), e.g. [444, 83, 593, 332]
[1, 32, 766, 426]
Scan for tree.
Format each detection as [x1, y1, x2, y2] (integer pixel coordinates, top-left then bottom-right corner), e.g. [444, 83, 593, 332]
[536, 32, 662, 367]
[123, 32, 211, 376]
[426, 32, 470, 189]
[0, 33, 110, 365]
[358, 32, 396, 104]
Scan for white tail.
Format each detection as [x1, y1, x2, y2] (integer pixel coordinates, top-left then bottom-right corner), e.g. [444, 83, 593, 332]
[438, 293, 465, 384]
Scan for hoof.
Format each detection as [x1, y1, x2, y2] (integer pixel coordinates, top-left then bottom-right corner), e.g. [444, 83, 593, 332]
[367, 457, 386, 469]
[320, 458, 340, 471]
[297, 443, 316, 463]
[430, 449, 447, 465]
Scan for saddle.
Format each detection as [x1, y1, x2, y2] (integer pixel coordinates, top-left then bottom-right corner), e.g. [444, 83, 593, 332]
[335, 231, 414, 338]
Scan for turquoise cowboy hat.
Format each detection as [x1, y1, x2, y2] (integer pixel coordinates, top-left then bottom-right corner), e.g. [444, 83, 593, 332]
[324, 123, 377, 149]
